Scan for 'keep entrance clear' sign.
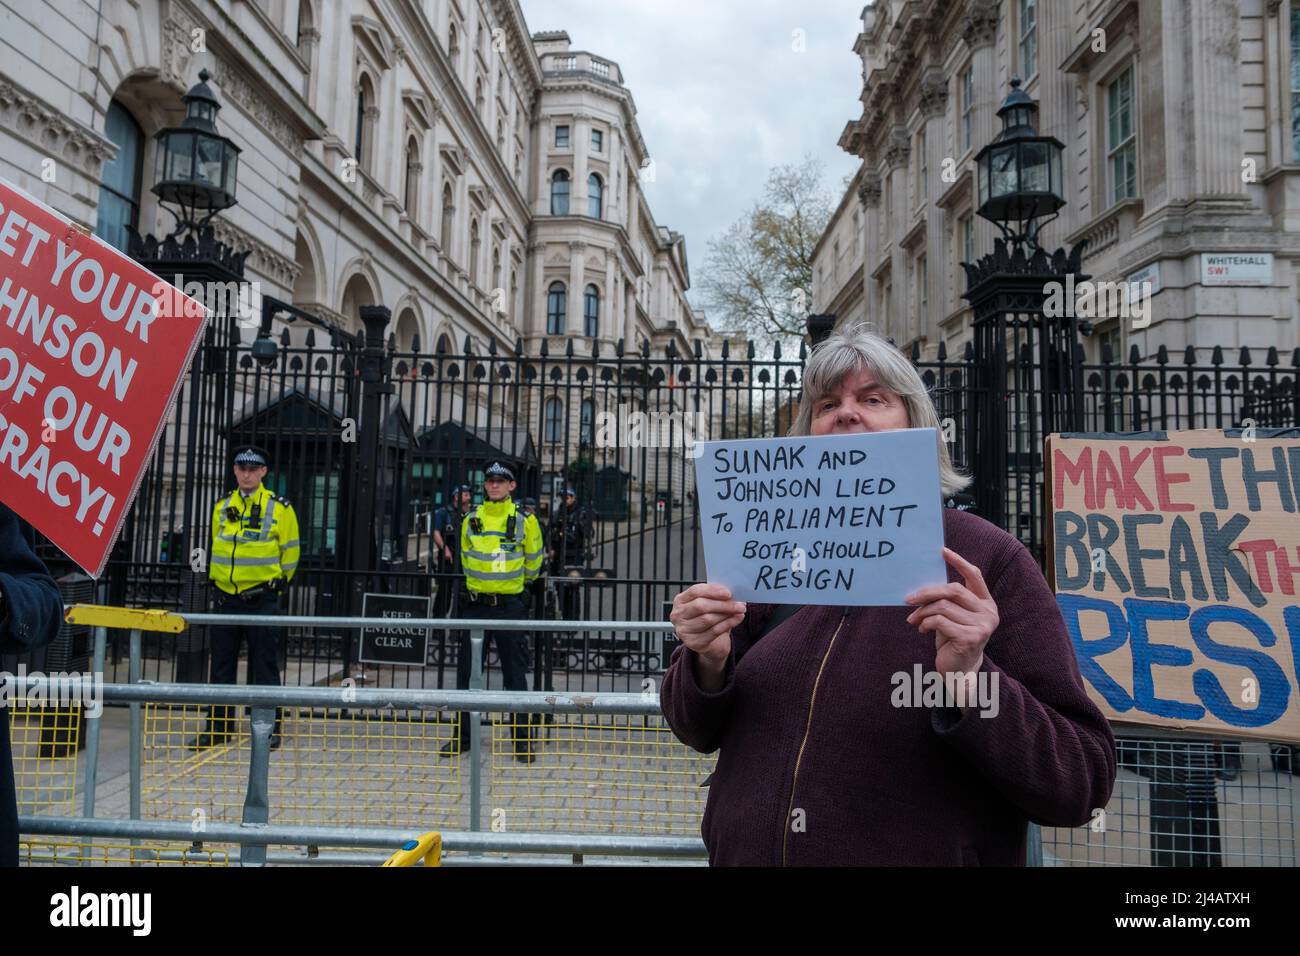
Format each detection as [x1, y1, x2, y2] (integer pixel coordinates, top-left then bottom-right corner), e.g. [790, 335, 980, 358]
[694, 429, 947, 606]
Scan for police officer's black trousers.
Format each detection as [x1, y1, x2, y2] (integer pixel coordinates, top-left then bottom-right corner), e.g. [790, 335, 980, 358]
[452, 591, 532, 751]
[207, 589, 283, 737]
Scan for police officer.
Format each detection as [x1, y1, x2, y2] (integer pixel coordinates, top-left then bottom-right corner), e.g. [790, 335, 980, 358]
[190, 445, 300, 751]
[442, 461, 544, 762]
[430, 484, 472, 620]
[550, 487, 592, 623]
[519, 497, 548, 619]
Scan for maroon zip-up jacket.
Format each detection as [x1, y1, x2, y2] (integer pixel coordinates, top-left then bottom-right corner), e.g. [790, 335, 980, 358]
[661, 509, 1117, 866]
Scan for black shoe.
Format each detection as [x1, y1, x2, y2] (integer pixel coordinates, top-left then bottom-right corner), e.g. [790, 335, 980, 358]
[269, 734, 282, 751]
[515, 749, 535, 764]
[1215, 768, 1238, 781]
[188, 732, 232, 751]
[440, 740, 468, 757]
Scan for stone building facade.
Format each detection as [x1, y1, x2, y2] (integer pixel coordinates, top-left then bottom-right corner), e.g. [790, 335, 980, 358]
[825, 0, 1300, 363]
[0, 0, 723, 509]
[811, 166, 867, 327]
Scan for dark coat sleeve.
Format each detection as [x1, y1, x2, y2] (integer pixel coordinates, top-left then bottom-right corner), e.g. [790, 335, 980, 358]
[0, 504, 63, 654]
[660, 602, 771, 754]
[930, 542, 1118, 827]
[0, 504, 62, 867]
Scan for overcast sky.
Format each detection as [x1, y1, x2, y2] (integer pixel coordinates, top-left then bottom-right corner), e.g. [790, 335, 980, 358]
[521, 0, 866, 308]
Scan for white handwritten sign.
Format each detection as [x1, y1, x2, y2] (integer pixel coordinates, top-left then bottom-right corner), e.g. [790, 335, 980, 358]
[694, 429, 947, 606]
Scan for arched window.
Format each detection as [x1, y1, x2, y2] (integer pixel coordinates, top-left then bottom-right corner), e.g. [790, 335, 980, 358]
[492, 246, 502, 293]
[544, 397, 563, 444]
[587, 173, 603, 218]
[580, 399, 594, 446]
[475, 77, 485, 118]
[354, 76, 376, 171]
[470, 218, 481, 285]
[496, 117, 504, 152]
[94, 100, 144, 253]
[550, 169, 570, 215]
[440, 182, 454, 251]
[584, 284, 599, 338]
[448, 21, 459, 59]
[296, 0, 316, 64]
[403, 136, 420, 213]
[546, 281, 566, 335]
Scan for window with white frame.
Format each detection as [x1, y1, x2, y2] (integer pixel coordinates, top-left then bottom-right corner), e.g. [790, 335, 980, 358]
[961, 66, 974, 153]
[1020, 0, 1038, 80]
[544, 398, 564, 443]
[1106, 64, 1137, 204]
[580, 399, 595, 445]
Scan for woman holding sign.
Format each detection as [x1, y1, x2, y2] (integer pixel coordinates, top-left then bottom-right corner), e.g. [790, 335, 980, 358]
[663, 323, 1117, 865]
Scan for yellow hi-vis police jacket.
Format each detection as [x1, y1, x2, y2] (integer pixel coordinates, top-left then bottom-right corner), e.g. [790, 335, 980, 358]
[209, 484, 301, 595]
[460, 499, 544, 595]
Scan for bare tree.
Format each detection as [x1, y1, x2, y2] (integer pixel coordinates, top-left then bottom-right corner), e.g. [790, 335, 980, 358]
[698, 155, 835, 344]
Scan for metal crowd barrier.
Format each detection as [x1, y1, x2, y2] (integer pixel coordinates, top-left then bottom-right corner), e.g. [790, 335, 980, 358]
[10, 605, 1298, 866]
[13, 605, 709, 866]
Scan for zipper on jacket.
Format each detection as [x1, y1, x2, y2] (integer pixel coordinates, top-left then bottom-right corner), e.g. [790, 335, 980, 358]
[781, 608, 849, 866]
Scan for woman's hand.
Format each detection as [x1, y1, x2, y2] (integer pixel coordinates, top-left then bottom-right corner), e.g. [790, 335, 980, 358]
[904, 547, 999, 679]
[670, 583, 746, 669]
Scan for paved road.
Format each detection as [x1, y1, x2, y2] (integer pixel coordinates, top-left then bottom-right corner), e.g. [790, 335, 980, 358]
[578, 516, 706, 622]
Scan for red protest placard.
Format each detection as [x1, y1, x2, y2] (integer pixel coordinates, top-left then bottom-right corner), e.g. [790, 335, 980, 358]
[0, 179, 207, 576]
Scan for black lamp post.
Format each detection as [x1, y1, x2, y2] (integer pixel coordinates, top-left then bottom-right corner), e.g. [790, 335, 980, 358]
[961, 78, 1087, 545]
[124, 69, 249, 683]
[974, 77, 1065, 252]
[152, 68, 241, 239]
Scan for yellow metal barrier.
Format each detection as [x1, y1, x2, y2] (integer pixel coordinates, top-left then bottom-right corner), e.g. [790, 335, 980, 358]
[487, 714, 713, 835]
[48, 603, 717, 840]
[135, 704, 713, 836]
[381, 831, 442, 867]
[141, 699, 464, 830]
[9, 704, 80, 818]
[63, 604, 187, 633]
[20, 840, 229, 866]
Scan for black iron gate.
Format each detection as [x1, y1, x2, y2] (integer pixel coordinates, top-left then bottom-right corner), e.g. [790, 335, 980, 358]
[36, 299, 1299, 692]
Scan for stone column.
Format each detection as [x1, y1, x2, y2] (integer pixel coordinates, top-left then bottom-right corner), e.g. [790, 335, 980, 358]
[857, 172, 882, 322]
[573, 111, 591, 217]
[884, 126, 910, 343]
[536, 117, 550, 216]
[961, 0, 999, 280]
[529, 241, 545, 338]
[603, 253, 616, 340]
[568, 241, 586, 335]
[919, 66, 947, 347]
[1189, 0, 1243, 196]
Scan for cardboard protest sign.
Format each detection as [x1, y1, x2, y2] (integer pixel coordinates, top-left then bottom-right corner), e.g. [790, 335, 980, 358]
[693, 428, 946, 605]
[1048, 430, 1300, 743]
[0, 179, 206, 576]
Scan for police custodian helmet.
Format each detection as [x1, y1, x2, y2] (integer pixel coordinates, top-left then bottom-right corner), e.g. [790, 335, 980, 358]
[232, 445, 270, 468]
